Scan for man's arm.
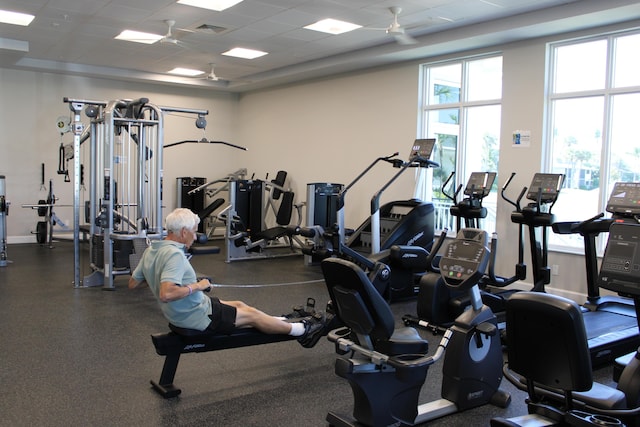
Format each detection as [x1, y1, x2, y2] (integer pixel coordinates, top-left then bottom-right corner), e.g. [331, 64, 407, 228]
[158, 278, 211, 302]
[128, 276, 148, 289]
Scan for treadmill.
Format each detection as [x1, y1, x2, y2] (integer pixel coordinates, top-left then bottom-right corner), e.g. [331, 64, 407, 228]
[597, 222, 640, 381]
[553, 182, 640, 367]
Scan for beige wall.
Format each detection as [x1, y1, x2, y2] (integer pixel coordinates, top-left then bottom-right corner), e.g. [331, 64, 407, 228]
[235, 64, 420, 230]
[2, 20, 639, 300]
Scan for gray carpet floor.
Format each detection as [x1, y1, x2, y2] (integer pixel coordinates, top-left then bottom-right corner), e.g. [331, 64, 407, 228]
[0, 241, 621, 426]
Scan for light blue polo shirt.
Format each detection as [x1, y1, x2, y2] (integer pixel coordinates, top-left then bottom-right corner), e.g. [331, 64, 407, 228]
[132, 239, 212, 330]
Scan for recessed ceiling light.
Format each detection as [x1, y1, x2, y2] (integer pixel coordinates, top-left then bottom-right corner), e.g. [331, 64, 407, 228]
[177, 0, 243, 12]
[222, 47, 268, 59]
[168, 67, 205, 76]
[115, 30, 163, 44]
[304, 18, 361, 35]
[0, 9, 35, 26]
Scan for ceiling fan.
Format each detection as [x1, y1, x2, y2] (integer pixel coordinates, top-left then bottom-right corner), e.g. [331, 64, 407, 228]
[159, 19, 193, 47]
[194, 63, 246, 84]
[204, 63, 220, 81]
[372, 6, 418, 45]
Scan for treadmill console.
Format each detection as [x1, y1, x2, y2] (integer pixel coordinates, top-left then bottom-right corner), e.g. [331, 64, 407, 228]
[439, 228, 489, 291]
[526, 173, 565, 203]
[606, 182, 640, 216]
[464, 172, 496, 197]
[409, 138, 436, 162]
[599, 222, 640, 298]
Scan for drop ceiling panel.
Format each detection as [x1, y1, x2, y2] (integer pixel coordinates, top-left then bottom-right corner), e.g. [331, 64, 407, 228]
[0, 0, 636, 92]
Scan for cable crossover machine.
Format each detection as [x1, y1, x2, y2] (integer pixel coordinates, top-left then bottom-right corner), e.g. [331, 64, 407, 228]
[61, 97, 213, 289]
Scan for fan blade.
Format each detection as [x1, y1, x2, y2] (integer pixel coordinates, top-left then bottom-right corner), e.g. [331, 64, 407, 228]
[394, 32, 417, 45]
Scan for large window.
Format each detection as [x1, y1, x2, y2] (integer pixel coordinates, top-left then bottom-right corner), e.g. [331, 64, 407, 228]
[547, 31, 640, 252]
[417, 55, 502, 233]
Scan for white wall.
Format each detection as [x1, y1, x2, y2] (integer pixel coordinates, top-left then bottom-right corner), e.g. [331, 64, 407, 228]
[2, 19, 639, 300]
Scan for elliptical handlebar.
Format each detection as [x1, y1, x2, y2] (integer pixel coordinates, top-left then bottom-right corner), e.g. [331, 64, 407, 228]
[486, 232, 521, 287]
[425, 228, 448, 274]
[442, 172, 461, 204]
[552, 212, 607, 235]
[575, 212, 605, 231]
[501, 172, 526, 212]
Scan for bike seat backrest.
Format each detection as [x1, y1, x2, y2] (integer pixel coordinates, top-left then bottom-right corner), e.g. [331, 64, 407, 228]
[276, 191, 294, 226]
[321, 258, 395, 347]
[505, 291, 593, 392]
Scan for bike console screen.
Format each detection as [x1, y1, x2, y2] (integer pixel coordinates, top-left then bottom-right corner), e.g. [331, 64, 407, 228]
[606, 182, 640, 216]
[526, 173, 564, 203]
[464, 172, 496, 197]
[599, 222, 640, 298]
[409, 138, 436, 162]
[439, 229, 489, 290]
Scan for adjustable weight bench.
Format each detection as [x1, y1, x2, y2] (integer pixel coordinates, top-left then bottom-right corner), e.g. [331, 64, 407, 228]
[150, 324, 297, 398]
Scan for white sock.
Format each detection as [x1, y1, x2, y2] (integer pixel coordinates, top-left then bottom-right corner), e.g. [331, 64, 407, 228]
[288, 322, 306, 337]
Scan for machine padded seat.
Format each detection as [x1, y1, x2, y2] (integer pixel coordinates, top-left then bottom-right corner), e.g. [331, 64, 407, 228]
[321, 257, 428, 356]
[503, 291, 626, 410]
[198, 198, 225, 221]
[253, 191, 297, 241]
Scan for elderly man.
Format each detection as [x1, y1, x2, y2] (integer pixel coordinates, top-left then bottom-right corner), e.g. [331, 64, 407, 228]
[129, 208, 327, 348]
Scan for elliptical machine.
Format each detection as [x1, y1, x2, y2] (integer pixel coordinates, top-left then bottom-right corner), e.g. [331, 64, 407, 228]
[322, 227, 510, 427]
[406, 172, 529, 328]
[443, 171, 496, 230]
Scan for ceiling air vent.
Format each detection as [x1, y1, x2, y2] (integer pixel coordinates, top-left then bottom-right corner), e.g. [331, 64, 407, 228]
[196, 24, 228, 34]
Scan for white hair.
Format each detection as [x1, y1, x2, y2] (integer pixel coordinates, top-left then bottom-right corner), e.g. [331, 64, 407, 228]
[165, 208, 200, 234]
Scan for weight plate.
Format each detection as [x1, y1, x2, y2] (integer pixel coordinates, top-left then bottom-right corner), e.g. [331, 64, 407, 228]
[37, 200, 47, 217]
[36, 221, 47, 244]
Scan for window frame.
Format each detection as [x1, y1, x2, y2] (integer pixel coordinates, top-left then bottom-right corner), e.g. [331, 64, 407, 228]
[544, 29, 640, 254]
[417, 53, 503, 235]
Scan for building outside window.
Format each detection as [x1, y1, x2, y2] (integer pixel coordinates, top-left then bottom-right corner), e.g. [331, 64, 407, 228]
[546, 30, 640, 253]
[417, 55, 502, 234]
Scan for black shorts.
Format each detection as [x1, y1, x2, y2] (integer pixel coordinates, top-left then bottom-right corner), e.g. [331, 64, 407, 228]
[206, 297, 237, 335]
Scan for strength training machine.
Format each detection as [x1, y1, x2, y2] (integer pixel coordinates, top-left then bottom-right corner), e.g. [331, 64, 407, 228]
[0, 175, 9, 267]
[22, 179, 75, 248]
[60, 97, 213, 289]
[214, 170, 307, 262]
[322, 227, 510, 427]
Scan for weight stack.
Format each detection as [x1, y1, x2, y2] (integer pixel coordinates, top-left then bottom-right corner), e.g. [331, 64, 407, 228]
[177, 177, 206, 232]
[304, 182, 343, 265]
